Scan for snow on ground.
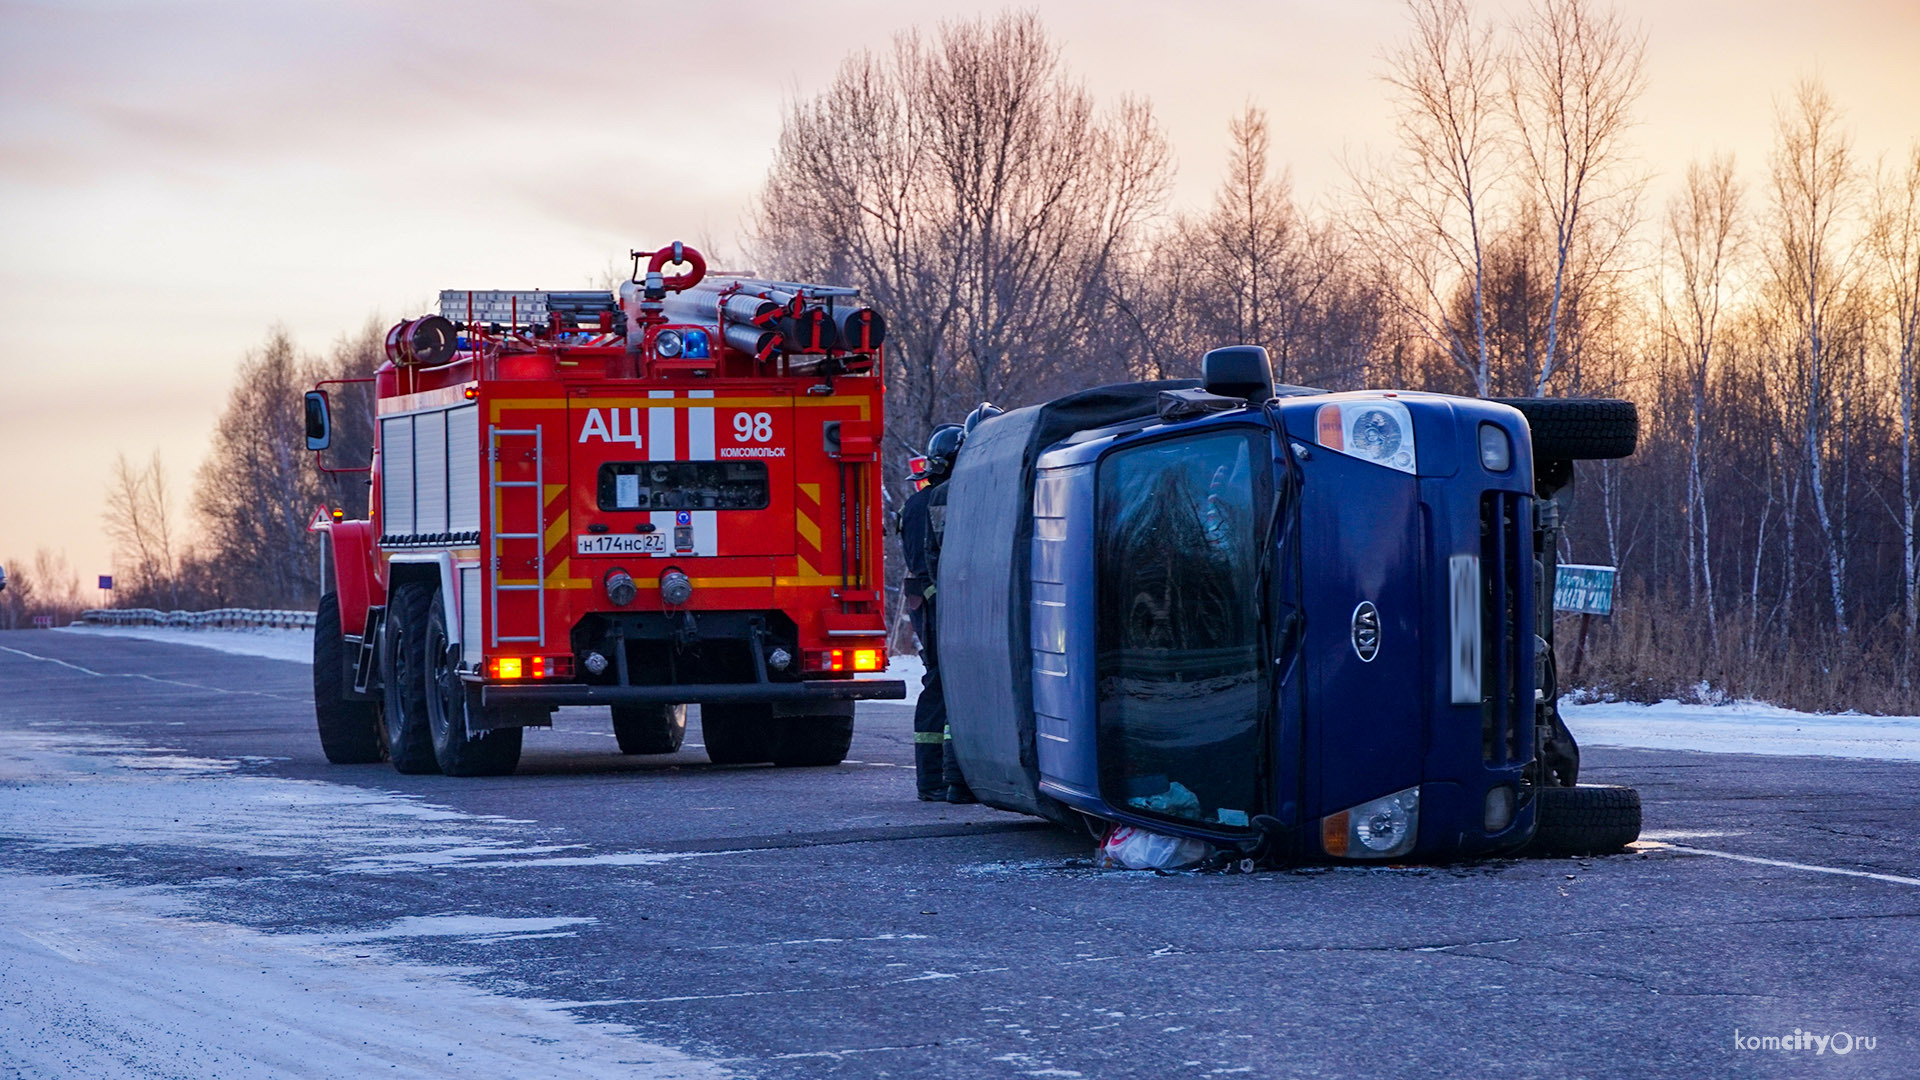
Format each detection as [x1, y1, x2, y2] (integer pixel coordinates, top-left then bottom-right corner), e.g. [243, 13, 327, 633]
[0, 728, 732, 1077]
[0, 872, 726, 1079]
[60, 624, 314, 663]
[1562, 698, 1920, 762]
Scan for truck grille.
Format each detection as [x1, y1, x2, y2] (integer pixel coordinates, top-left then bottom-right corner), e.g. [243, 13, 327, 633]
[1480, 491, 1532, 765]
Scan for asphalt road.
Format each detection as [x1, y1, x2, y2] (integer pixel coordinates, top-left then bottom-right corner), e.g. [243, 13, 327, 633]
[2, 629, 1915, 1078]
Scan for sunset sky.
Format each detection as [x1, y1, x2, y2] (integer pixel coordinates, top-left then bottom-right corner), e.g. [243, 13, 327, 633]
[2, 0, 1917, 598]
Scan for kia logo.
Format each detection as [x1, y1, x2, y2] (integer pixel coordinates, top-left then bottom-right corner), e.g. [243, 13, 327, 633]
[1351, 601, 1381, 662]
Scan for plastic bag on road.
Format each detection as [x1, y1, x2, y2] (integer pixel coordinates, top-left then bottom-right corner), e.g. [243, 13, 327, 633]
[1097, 824, 1215, 871]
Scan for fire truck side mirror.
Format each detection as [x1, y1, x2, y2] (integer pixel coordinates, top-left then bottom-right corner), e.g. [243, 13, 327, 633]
[304, 391, 333, 451]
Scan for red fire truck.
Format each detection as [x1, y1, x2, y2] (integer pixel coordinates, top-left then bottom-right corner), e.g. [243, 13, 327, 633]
[303, 244, 904, 776]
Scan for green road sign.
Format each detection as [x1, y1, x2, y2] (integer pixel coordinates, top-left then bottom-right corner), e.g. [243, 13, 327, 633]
[1554, 564, 1617, 616]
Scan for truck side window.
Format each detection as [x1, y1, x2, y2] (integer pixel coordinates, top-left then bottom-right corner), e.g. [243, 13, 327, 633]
[1094, 428, 1272, 829]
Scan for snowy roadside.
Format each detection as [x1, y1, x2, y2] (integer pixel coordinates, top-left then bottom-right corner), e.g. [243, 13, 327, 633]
[1562, 698, 1920, 762]
[59, 623, 314, 664]
[0, 727, 731, 1078]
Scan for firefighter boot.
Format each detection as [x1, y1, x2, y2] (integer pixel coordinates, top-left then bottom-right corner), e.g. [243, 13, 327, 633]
[911, 619, 947, 800]
[942, 724, 976, 804]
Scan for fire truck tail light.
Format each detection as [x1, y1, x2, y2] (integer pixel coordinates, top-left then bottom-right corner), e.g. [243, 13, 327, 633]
[803, 648, 885, 673]
[487, 656, 574, 680]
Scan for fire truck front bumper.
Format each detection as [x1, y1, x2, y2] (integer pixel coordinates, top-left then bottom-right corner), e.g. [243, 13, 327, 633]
[479, 679, 907, 708]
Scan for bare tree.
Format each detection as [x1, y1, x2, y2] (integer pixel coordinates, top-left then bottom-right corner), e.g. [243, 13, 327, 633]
[1661, 155, 1743, 640]
[1195, 107, 1298, 363]
[193, 328, 325, 609]
[754, 11, 1169, 467]
[1767, 79, 1860, 636]
[1354, 0, 1507, 395]
[103, 450, 182, 608]
[1870, 144, 1920, 644]
[1507, 0, 1646, 394]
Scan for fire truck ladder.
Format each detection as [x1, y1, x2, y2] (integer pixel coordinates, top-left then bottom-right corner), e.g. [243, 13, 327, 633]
[488, 423, 546, 648]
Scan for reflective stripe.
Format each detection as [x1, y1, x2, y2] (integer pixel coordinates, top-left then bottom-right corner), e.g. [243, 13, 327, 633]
[942, 725, 953, 741]
[912, 732, 944, 744]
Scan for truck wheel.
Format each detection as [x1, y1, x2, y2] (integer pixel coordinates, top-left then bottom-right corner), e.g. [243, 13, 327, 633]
[1491, 398, 1639, 461]
[424, 587, 521, 777]
[612, 704, 687, 755]
[1526, 784, 1642, 856]
[771, 714, 854, 767]
[700, 704, 776, 765]
[380, 581, 441, 775]
[314, 592, 382, 764]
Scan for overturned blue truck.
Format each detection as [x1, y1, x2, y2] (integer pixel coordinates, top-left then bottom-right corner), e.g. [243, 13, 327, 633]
[940, 346, 1641, 864]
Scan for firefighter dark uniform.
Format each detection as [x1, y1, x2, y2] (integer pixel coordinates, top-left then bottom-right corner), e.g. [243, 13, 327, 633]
[899, 478, 946, 799]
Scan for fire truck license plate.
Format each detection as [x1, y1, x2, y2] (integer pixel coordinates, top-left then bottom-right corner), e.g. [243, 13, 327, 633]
[576, 533, 668, 555]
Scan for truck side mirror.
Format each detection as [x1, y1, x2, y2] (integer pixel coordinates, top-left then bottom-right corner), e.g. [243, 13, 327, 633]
[304, 391, 332, 451]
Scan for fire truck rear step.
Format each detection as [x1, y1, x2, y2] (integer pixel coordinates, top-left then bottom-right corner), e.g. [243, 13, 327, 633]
[481, 680, 906, 708]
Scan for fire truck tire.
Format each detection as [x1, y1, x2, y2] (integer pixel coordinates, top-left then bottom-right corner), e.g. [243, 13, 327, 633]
[771, 715, 854, 767]
[314, 592, 382, 764]
[699, 704, 776, 765]
[612, 705, 687, 755]
[380, 581, 442, 775]
[1526, 784, 1642, 856]
[1490, 397, 1639, 461]
[425, 587, 522, 777]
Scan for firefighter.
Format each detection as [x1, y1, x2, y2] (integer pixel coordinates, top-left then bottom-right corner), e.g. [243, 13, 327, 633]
[900, 424, 965, 800]
[933, 403, 1005, 803]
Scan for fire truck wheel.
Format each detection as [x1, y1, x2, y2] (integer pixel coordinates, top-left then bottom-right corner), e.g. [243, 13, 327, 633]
[314, 592, 382, 764]
[425, 586, 522, 777]
[699, 704, 777, 765]
[611, 705, 687, 755]
[771, 714, 854, 767]
[1525, 784, 1642, 856]
[380, 581, 442, 775]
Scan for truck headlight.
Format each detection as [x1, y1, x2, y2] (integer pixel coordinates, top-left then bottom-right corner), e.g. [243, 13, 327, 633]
[1478, 423, 1512, 472]
[1321, 786, 1420, 859]
[655, 329, 684, 358]
[1315, 400, 1417, 474]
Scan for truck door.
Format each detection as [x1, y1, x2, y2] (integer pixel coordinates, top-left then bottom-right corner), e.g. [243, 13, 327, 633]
[1092, 426, 1279, 832]
[569, 390, 796, 561]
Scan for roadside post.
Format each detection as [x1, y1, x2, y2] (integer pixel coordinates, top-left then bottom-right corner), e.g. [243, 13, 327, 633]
[1554, 564, 1618, 683]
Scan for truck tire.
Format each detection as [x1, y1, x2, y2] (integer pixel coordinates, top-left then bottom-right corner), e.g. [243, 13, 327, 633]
[380, 581, 441, 775]
[313, 592, 382, 764]
[771, 714, 854, 767]
[700, 704, 776, 765]
[612, 704, 687, 755]
[1526, 784, 1642, 855]
[424, 586, 521, 777]
[1491, 397, 1638, 461]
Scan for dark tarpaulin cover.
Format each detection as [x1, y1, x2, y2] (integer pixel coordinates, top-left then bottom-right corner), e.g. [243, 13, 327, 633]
[937, 380, 1200, 821]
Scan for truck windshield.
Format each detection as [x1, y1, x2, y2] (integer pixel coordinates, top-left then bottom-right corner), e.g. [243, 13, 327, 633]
[1094, 426, 1275, 830]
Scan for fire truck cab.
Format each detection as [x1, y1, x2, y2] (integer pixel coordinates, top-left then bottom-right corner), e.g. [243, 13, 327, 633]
[306, 244, 904, 776]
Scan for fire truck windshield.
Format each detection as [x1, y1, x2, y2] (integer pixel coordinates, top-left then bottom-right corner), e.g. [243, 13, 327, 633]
[596, 461, 771, 511]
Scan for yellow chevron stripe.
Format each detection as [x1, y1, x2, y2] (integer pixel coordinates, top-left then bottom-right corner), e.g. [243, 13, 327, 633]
[544, 511, 569, 549]
[794, 508, 820, 548]
[797, 482, 820, 504]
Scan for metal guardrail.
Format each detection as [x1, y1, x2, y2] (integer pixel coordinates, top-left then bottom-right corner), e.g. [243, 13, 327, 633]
[79, 608, 317, 630]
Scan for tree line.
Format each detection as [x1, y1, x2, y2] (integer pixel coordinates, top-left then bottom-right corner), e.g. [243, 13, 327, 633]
[32, 2, 1916, 713]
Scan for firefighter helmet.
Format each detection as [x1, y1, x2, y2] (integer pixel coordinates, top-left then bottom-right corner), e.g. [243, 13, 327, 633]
[923, 424, 965, 483]
[963, 401, 1004, 435]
